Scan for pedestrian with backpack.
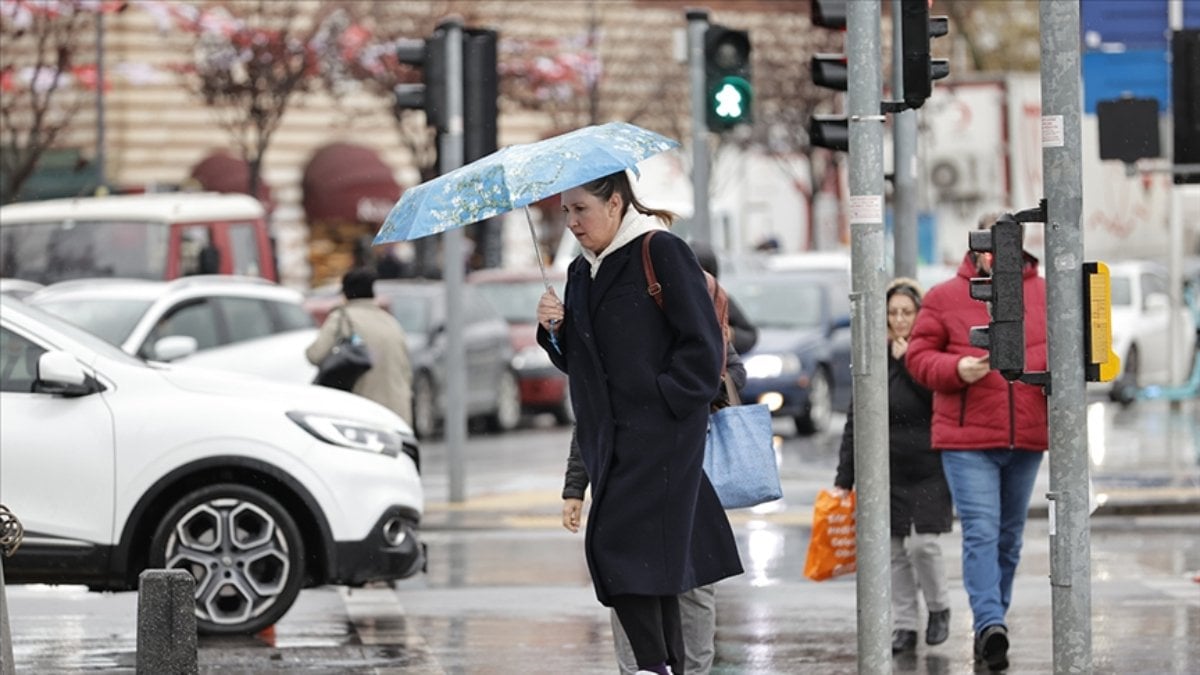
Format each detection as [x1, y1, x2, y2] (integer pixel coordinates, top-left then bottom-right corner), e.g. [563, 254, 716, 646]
[537, 170, 743, 675]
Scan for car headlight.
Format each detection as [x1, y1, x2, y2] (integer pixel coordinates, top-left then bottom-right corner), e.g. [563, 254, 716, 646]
[512, 345, 553, 370]
[745, 353, 802, 379]
[287, 411, 419, 468]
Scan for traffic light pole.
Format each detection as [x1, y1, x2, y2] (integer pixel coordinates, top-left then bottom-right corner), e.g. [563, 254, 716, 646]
[438, 18, 469, 504]
[687, 9, 711, 246]
[847, 2, 891, 672]
[890, 0, 918, 280]
[1038, 2, 1093, 671]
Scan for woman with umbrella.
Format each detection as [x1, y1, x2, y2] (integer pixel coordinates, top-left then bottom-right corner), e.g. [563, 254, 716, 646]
[536, 170, 743, 675]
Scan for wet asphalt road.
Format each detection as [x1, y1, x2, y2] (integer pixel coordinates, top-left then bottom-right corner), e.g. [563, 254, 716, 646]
[5, 397, 1198, 673]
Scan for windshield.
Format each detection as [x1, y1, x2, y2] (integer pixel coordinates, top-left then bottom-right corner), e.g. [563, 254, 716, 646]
[474, 280, 562, 324]
[723, 277, 824, 330]
[0, 296, 145, 366]
[0, 220, 169, 284]
[387, 295, 431, 336]
[34, 297, 152, 346]
[1110, 277, 1132, 307]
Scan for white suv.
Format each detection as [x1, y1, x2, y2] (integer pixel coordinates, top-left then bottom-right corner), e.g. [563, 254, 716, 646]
[0, 296, 424, 635]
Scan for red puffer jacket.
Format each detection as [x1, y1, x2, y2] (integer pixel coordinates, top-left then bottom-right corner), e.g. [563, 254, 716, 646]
[906, 251, 1048, 452]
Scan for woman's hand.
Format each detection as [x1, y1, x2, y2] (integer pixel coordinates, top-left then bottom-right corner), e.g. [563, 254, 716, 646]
[537, 287, 565, 332]
[957, 354, 991, 384]
[890, 337, 909, 360]
[830, 486, 850, 498]
[562, 498, 583, 533]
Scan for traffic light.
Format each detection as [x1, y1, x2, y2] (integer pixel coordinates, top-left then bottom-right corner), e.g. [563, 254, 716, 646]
[809, 0, 848, 151]
[899, 0, 949, 110]
[394, 29, 448, 132]
[967, 214, 1026, 380]
[704, 25, 753, 131]
[463, 28, 498, 163]
[1172, 29, 1200, 184]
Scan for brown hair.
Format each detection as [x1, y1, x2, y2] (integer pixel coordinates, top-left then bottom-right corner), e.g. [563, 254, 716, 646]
[576, 170, 677, 226]
[886, 276, 923, 310]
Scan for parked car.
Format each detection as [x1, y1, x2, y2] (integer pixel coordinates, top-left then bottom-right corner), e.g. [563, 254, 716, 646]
[25, 276, 315, 381]
[0, 278, 44, 300]
[468, 267, 572, 424]
[305, 279, 521, 439]
[0, 295, 424, 635]
[1106, 260, 1198, 395]
[722, 268, 853, 435]
[0, 192, 276, 284]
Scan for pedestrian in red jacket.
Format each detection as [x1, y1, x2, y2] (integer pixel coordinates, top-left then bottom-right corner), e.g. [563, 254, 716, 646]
[905, 213, 1048, 673]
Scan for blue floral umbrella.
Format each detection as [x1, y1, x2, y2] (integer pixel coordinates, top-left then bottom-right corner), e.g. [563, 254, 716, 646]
[373, 122, 680, 245]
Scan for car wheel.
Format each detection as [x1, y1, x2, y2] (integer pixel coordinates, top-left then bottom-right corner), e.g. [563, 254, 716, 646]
[795, 367, 833, 436]
[412, 372, 438, 440]
[488, 369, 523, 432]
[149, 483, 305, 636]
[553, 387, 574, 426]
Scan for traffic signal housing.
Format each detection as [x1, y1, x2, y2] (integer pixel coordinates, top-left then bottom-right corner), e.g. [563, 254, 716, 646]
[967, 214, 1027, 380]
[900, 0, 949, 110]
[394, 30, 448, 132]
[809, 0, 848, 151]
[704, 25, 753, 131]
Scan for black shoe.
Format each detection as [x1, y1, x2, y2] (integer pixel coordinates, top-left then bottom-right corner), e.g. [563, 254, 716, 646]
[974, 624, 1009, 671]
[926, 608, 950, 646]
[891, 629, 917, 654]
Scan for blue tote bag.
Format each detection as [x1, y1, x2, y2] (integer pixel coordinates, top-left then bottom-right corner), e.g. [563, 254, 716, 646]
[703, 380, 782, 509]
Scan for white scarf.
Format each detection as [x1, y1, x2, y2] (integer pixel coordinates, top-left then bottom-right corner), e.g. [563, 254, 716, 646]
[580, 209, 667, 279]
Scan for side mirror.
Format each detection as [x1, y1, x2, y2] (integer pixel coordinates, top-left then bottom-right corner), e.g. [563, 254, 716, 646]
[35, 350, 96, 397]
[154, 335, 199, 361]
[831, 315, 852, 332]
[428, 323, 446, 348]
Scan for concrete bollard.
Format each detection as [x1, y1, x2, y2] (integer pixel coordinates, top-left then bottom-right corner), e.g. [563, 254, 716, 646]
[136, 569, 198, 675]
[1, 558, 14, 675]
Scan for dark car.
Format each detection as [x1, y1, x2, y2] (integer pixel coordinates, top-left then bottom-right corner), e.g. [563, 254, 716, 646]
[468, 268, 572, 425]
[722, 269, 852, 435]
[305, 280, 521, 439]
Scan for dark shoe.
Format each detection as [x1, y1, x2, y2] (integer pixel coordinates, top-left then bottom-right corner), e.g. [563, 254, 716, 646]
[891, 629, 917, 654]
[974, 624, 1009, 671]
[926, 608, 950, 645]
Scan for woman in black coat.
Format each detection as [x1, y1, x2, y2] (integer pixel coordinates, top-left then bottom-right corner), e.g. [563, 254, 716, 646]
[537, 170, 743, 675]
[833, 278, 953, 655]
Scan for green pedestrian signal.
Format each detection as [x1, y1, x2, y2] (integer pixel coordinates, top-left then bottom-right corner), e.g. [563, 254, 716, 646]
[704, 26, 752, 131]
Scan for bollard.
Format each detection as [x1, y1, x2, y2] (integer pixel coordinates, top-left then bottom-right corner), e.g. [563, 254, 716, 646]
[136, 569, 198, 675]
[1, 557, 13, 675]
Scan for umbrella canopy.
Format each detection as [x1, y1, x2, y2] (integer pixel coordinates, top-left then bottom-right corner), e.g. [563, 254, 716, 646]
[374, 122, 680, 245]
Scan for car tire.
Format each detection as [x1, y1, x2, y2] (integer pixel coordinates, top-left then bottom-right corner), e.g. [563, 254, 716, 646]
[795, 367, 833, 436]
[1110, 345, 1139, 405]
[412, 372, 438, 440]
[488, 368, 523, 432]
[149, 483, 305, 636]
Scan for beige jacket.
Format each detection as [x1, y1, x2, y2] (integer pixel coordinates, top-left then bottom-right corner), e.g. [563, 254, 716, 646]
[306, 299, 413, 425]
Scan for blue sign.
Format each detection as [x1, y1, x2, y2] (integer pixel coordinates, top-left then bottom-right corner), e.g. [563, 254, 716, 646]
[1082, 0, 1200, 50]
[1082, 50, 1170, 114]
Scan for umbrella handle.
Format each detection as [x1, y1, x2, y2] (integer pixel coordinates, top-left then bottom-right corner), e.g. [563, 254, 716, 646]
[525, 206, 562, 354]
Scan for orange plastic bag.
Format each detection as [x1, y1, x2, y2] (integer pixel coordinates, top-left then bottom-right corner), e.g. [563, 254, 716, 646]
[804, 488, 857, 581]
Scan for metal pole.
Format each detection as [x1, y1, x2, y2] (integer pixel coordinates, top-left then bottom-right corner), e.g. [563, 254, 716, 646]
[847, 1, 891, 672]
[1167, 0, 1185, 394]
[891, 0, 918, 279]
[1038, 2, 1092, 672]
[1, 557, 12, 675]
[440, 19, 468, 503]
[687, 9, 711, 245]
[95, 12, 106, 190]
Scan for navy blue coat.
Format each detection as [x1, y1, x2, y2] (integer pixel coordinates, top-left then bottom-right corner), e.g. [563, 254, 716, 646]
[538, 229, 743, 605]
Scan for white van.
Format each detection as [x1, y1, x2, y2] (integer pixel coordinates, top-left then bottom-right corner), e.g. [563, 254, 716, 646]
[0, 192, 276, 284]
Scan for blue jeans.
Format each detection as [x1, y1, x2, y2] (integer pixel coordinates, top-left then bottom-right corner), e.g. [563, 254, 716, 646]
[940, 449, 1044, 634]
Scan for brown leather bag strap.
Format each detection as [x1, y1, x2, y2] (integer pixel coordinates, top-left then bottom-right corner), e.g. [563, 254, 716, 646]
[642, 231, 664, 309]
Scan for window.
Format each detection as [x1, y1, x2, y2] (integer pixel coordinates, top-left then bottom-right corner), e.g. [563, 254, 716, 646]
[218, 297, 275, 343]
[228, 223, 261, 277]
[0, 327, 46, 393]
[143, 300, 220, 357]
[270, 301, 316, 331]
[0, 220, 169, 284]
[178, 225, 216, 276]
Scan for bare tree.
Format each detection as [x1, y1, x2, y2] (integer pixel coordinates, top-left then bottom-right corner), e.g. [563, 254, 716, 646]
[177, 0, 339, 198]
[0, 0, 106, 203]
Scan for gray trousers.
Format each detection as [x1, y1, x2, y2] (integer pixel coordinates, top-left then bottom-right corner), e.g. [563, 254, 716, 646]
[612, 584, 716, 675]
[891, 532, 950, 631]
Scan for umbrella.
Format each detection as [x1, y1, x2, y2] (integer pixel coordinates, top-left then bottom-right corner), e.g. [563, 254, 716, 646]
[375, 121, 680, 353]
[374, 122, 680, 246]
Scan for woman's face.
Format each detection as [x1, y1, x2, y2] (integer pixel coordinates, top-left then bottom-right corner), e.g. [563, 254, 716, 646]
[887, 293, 918, 340]
[561, 186, 622, 254]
